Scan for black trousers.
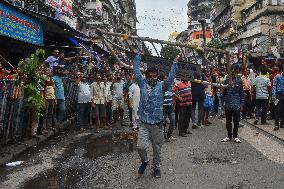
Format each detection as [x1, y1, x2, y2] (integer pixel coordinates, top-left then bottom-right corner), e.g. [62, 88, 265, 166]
[178, 105, 192, 134]
[175, 102, 179, 128]
[275, 94, 284, 127]
[225, 109, 241, 139]
[242, 90, 252, 118]
[128, 105, 133, 125]
[255, 99, 269, 123]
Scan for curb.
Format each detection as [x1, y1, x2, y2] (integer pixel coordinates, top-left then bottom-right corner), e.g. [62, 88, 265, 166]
[0, 118, 75, 166]
[242, 120, 284, 142]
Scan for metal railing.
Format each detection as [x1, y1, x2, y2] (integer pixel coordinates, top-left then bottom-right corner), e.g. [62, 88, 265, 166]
[0, 78, 78, 145]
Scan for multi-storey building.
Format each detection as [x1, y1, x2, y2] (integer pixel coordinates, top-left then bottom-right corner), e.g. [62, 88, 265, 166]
[212, 0, 284, 58]
[1, 0, 140, 64]
[187, 0, 214, 22]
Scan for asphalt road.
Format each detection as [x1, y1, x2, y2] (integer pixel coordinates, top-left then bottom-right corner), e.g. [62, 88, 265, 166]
[0, 118, 283, 189]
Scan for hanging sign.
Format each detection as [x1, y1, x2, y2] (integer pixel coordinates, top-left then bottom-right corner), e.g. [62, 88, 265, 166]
[127, 53, 201, 81]
[46, 0, 73, 16]
[145, 56, 201, 81]
[0, 2, 43, 46]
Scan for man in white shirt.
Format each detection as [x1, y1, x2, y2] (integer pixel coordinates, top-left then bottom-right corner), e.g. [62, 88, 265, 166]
[112, 75, 125, 126]
[253, 67, 272, 125]
[128, 81, 140, 130]
[104, 74, 113, 126]
[90, 73, 109, 132]
[75, 72, 91, 131]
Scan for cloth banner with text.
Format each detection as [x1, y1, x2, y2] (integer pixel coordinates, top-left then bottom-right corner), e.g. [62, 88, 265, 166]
[127, 53, 201, 81]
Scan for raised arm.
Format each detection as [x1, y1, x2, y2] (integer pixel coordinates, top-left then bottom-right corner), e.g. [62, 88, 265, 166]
[163, 62, 178, 91]
[133, 54, 145, 87]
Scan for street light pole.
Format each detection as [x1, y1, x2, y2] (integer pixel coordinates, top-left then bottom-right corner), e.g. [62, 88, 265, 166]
[198, 18, 207, 69]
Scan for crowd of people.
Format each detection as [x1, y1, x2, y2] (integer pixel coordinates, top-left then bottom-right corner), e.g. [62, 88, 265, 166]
[1, 49, 284, 178]
[2, 50, 283, 137]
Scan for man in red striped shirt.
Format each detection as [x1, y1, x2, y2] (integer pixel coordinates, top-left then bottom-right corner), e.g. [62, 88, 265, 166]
[173, 79, 193, 137]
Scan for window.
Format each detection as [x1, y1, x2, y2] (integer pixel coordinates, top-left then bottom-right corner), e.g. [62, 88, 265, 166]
[256, 1, 263, 9]
[271, 16, 277, 25]
[271, 38, 277, 46]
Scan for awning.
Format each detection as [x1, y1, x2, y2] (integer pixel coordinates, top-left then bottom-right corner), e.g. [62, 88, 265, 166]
[42, 16, 92, 46]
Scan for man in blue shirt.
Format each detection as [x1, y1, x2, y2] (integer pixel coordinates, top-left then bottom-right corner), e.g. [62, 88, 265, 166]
[273, 71, 284, 130]
[52, 66, 66, 124]
[161, 75, 176, 141]
[134, 54, 178, 178]
[222, 70, 244, 143]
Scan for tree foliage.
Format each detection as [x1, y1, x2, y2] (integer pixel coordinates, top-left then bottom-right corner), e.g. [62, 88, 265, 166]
[206, 39, 222, 49]
[160, 45, 181, 60]
[19, 49, 46, 118]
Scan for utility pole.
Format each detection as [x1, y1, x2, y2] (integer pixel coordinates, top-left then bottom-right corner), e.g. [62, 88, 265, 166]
[198, 18, 207, 47]
[198, 18, 208, 69]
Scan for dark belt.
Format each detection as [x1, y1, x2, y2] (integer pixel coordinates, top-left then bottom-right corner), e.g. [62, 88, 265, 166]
[141, 121, 163, 126]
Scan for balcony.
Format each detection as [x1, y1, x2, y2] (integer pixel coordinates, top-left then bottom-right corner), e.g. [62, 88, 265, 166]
[231, 25, 269, 43]
[243, 4, 284, 24]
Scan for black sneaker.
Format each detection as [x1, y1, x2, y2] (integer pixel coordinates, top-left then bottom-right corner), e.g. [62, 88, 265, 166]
[179, 133, 188, 137]
[254, 120, 258, 125]
[153, 168, 161, 178]
[274, 126, 280, 131]
[138, 162, 148, 175]
[185, 130, 192, 134]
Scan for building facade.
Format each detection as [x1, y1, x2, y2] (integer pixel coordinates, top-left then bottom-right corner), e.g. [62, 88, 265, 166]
[187, 0, 214, 22]
[212, 0, 284, 59]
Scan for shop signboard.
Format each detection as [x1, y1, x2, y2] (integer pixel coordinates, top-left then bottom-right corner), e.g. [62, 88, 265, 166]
[46, 0, 73, 16]
[0, 2, 43, 46]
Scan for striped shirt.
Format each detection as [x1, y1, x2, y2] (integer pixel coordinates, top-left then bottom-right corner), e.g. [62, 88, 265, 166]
[163, 91, 174, 106]
[173, 81, 192, 106]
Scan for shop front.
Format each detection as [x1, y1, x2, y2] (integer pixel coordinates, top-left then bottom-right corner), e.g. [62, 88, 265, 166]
[0, 1, 43, 66]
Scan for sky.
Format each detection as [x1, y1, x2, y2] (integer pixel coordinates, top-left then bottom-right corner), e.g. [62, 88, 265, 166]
[136, 0, 189, 41]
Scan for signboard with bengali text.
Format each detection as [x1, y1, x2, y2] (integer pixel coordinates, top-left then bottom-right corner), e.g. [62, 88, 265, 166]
[0, 2, 43, 46]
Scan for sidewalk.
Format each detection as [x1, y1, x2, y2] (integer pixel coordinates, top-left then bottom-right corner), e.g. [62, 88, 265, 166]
[0, 118, 74, 165]
[243, 119, 284, 141]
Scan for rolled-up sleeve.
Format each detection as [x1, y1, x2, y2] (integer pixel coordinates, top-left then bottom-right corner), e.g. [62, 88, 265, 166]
[133, 54, 145, 87]
[163, 63, 178, 91]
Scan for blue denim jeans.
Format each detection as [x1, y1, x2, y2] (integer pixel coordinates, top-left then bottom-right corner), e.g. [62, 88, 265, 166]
[275, 94, 284, 127]
[192, 100, 204, 124]
[255, 99, 268, 123]
[217, 92, 223, 116]
[77, 102, 90, 128]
